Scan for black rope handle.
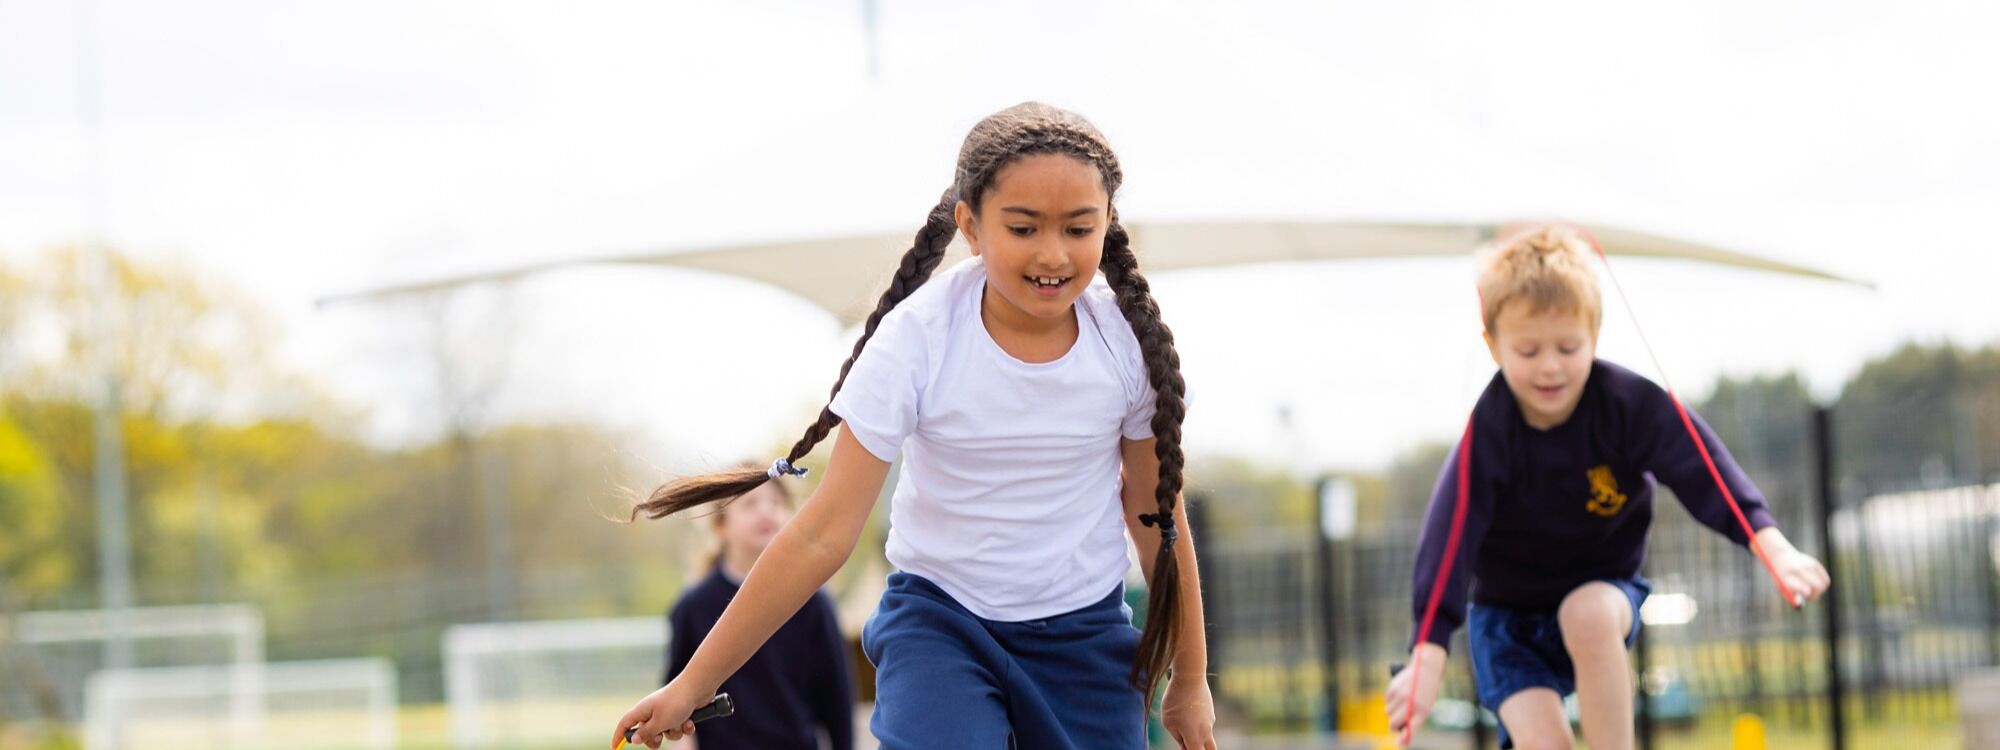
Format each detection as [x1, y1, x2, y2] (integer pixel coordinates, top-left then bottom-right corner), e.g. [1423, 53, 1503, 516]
[620, 694, 734, 747]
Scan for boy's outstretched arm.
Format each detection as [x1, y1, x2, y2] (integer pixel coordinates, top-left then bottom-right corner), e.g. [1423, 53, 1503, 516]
[1646, 398, 1829, 604]
[1388, 432, 1497, 741]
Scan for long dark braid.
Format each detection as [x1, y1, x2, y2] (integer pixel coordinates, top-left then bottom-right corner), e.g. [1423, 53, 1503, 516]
[629, 194, 955, 520]
[1100, 220, 1190, 699]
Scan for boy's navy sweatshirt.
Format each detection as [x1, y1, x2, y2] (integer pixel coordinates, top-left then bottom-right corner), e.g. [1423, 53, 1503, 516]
[1410, 359, 1776, 650]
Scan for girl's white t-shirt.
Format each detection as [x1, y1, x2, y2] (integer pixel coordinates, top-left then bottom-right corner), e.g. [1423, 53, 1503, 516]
[829, 256, 1158, 622]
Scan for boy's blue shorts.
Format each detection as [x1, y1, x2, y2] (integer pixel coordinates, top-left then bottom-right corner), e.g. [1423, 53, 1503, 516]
[1468, 576, 1650, 749]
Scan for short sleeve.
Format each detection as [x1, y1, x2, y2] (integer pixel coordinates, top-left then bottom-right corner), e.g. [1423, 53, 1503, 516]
[829, 307, 929, 462]
[1121, 374, 1159, 440]
[1093, 288, 1166, 441]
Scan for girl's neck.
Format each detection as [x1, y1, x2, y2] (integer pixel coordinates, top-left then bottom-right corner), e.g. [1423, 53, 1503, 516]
[980, 283, 1078, 363]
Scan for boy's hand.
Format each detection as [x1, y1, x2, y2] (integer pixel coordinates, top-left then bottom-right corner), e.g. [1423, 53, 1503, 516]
[1756, 527, 1831, 605]
[1385, 643, 1447, 744]
[1773, 548, 1831, 604]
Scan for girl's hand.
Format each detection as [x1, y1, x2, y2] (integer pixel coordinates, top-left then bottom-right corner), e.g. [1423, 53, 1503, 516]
[1385, 643, 1447, 745]
[1160, 671, 1216, 750]
[611, 681, 703, 749]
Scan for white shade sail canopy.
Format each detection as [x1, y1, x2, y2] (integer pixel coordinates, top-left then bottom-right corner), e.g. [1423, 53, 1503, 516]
[321, 220, 1867, 325]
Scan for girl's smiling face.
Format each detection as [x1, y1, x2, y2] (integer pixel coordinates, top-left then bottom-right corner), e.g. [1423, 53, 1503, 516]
[955, 153, 1109, 323]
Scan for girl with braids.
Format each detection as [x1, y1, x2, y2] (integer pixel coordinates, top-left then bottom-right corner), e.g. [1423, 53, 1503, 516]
[611, 102, 1215, 750]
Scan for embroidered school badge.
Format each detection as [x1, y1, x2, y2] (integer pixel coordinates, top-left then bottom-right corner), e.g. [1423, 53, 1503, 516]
[1586, 465, 1628, 517]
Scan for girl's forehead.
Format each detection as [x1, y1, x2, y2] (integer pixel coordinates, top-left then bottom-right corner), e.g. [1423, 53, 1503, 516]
[986, 154, 1109, 196]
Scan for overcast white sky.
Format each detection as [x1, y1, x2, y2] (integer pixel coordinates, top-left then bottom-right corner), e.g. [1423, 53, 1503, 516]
[3, 0, 1996, 472]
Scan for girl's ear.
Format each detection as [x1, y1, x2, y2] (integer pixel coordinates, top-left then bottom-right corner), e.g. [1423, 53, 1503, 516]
[954, 200, 980, 257]
[1483, 329, 1501, 366]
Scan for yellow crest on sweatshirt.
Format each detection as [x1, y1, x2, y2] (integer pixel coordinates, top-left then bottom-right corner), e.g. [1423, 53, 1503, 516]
[1586, 465, 1628, 517]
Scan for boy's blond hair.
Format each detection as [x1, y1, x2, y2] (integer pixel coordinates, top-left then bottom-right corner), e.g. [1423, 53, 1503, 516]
[1476, 224, 1603, 335]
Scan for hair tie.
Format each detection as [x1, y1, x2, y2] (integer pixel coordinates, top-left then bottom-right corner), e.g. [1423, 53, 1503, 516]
[766, 458, 808, 480]
[1138, 510, 1179, 546]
